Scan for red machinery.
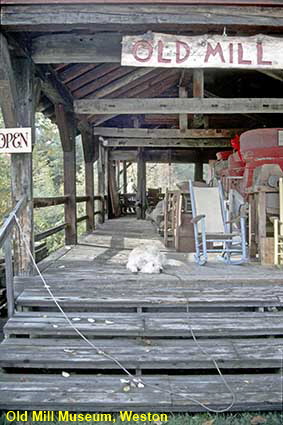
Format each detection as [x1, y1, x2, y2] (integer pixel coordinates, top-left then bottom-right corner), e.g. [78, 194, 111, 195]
[215, 128, 283, 196]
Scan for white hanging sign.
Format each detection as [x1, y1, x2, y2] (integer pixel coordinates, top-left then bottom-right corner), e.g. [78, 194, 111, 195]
[0, 128, 32, 153]
[122, 33, 283, 69]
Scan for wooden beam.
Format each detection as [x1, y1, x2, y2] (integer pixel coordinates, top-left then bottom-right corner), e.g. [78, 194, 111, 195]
[38, 65, 73, 109]
[103, 138, 231, 148]
[75, 98, 283, 115]
[55, 104, 75, 152]
[0, 33, 20, 127]
[179, 86, 188, 131]
[2, 5, 283, 31]
[33, 196, 68, 208]
[109, 148, 220, 163]
[259, 70, 283, 82]
[32, 33, 122, 64]
[137, 148, 146, 220]
[93, 127, 244, 139]
[81, 127, 96, 163]
[55, 104, 77, 245]
[109, 150, 138, 162]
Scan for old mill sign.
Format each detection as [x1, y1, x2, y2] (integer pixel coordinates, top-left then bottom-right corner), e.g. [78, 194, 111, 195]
[0, 128, 32, 153]
[121, 33, 283, 69]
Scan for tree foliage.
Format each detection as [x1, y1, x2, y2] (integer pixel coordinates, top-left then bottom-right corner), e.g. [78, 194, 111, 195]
[0, 111, 86, 253]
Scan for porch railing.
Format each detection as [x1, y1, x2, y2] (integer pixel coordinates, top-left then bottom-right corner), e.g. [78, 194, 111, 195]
[0, 194, 108, 317]
[33, 195, 106, 242]
[0, 196, 27, 318]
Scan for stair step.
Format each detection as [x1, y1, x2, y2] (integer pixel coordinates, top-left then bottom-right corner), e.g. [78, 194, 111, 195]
[0, 373, 281, 412]
[4, 311, 283, 338]
[14, 275, 283, 294]
[1, 337, 282, 370]
[16, 286, 283, 309]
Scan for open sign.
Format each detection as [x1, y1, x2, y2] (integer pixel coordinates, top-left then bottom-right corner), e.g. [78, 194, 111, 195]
[0, 128, 32, 153]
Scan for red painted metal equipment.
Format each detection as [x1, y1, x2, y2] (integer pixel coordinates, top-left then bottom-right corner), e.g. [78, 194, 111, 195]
[215, 128, 283, 196]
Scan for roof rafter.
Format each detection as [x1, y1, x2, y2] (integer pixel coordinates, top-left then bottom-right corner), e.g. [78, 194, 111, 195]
[89, 70, 179, 126]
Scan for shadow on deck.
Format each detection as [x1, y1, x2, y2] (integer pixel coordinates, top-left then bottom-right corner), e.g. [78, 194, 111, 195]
[1, 217, 283, 412]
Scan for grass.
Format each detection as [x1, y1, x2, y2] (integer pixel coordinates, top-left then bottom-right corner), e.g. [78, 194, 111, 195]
[1, 412, 283, 425]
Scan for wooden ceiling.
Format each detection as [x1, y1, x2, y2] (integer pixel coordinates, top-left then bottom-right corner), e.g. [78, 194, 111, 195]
[34, 64, 283, 130]
[2, 1, 283, 133]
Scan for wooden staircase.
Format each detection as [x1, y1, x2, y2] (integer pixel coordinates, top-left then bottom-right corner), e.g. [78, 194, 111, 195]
[1, 273, 283, 412]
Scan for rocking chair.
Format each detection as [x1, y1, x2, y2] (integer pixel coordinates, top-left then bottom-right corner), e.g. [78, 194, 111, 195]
[188, 180, 248, 265]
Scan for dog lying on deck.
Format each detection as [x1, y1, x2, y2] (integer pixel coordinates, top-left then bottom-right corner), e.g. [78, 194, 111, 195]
[126, 244, 181, 274]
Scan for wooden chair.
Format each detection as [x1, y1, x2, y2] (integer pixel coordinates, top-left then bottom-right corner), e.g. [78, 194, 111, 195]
[164, 189, 179, 247]
[189, 180, 248, 265]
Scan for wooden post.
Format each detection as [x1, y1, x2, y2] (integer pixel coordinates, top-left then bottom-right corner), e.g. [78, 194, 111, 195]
[0, 36, 35, 275]
[137, 147, 146, 220]
[55, 104, 77, 245]
[194, 162, 204, 181]
[179, 86, 188, 131]
[97, 142, 105, 224]
[116, 160, 120, 192]
[123, 161, 127, 194]
[192, 69, 208, 129]
[4, 236, 15, 317]
[164, 189, 169, 246]
[81, 128, 96, 232]
[248, 194, 257, 259]
[258, 190, 267, 262]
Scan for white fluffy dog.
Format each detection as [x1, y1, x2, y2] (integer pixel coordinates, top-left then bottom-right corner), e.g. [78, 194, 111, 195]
[126, 244, 180, 274]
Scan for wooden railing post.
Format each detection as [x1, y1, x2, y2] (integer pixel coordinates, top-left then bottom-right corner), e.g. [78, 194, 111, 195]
[97, 142, 106, 224]
[81, 128, 96, 232]
[4, 236, 15, 318]
[85, 162, 95, 232]
[55, 104, 77, 245]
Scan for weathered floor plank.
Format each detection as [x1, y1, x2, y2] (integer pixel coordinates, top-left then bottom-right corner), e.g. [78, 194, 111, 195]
[1, 337, 282, 370]
[4, 311, 283, 338]
[0, 373, 282, 412]
[16, 286, 283, 309]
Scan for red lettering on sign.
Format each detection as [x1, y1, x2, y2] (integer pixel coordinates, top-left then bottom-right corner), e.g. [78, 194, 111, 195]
[238, 43, 252, 65]
[176, 41, 190, 64]
[257, 42, 272, 66]
[132, 40, 153, 63]
[157, 40, 171, 63]
[204, 42, 225, 63]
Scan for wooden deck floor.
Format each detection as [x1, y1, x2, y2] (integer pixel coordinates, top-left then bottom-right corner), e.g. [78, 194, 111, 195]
[1, 217, 283, 412]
